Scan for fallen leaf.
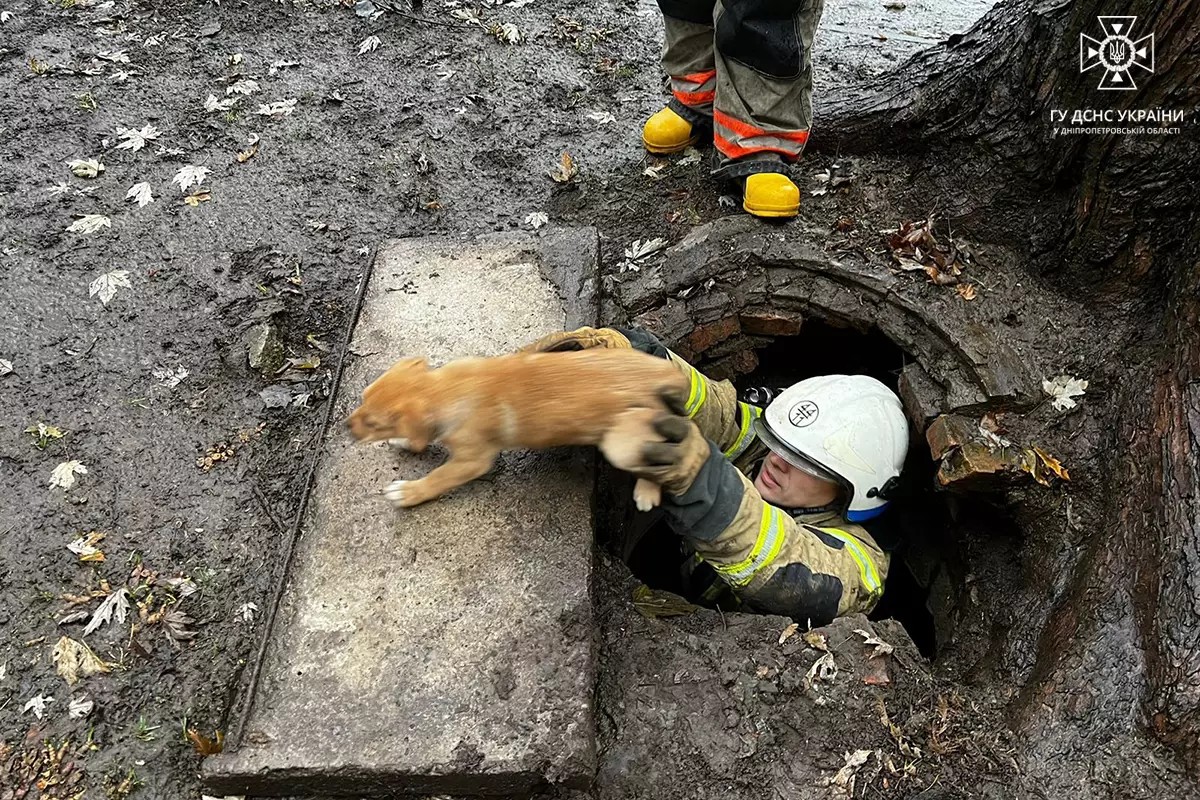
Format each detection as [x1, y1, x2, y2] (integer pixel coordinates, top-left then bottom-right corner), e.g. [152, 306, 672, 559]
[490, 22, 521, 44]
[26, 422, 65, 447]
[631, 585, 698, 618]
[53, 636, 113, 685]
[173, 164, 211, 192]
[524, 211, 549, 229]
[854, 628, 895, 658]
[1042, 375, 1088, 411]
[1034, 446, 1070, 481]
[67, 531, 106, 562]
[956, 283, 977, 300]
[237, 602, 259, 622]
[158, 576, 198, 597]
[586, 111, 615, 125]
[805, 651, 838, 685]
[187, 728, 225, 756]
[778, 622, 799, 645]
[23, 694, 53, 719]
[152, 364, 189, 387]
[0, 359, 12, 375]
[549, 151, 578, 183]
[358, 34, 382, 54]
[49, 460, 88, 490]
[67, 158, 105, 178]
[96, 49, 130, 63]
[677, 147, 702, 167]
[164, 609, 197, 644]
[89, 269, 132, 304]
[183, 190, 212, 206]
[203, 94, 239, 113]
[115, 124, 161, 152]
[67, 214, 112, 234]
[126, 181, 154, 207]
[255, 99, 297, 117]
[642, 163, 666, 180]
[69, 694, 94, 719]
[83, 588, 130, 636]
[827, 749, 873, 796]
[226, 78, 259, 96]
[236, 138, 260, 163]
[803, 630, 829, 651]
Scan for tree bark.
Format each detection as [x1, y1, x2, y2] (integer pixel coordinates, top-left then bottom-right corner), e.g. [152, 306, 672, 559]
[816, 0, 1200, 782]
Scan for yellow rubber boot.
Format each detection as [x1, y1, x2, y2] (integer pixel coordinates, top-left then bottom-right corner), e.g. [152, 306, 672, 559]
[642, 107, 699, 155]
[743, 173, 800, 218]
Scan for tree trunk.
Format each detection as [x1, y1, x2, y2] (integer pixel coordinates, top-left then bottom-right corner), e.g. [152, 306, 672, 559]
[816, 0, 1199, 292]
[814, 0, 1200, 782]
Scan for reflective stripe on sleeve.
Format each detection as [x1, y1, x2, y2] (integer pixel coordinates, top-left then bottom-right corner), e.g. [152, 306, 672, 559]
[722, 402, 762, 460]
[711, 505, 785, 587]
[683, 362, 708, 417]
[819, 527, 883, 599]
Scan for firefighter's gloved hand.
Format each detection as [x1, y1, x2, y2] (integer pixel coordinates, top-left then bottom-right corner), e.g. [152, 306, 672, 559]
[601, 406, 711, 496]
[519, 326, 632, 353]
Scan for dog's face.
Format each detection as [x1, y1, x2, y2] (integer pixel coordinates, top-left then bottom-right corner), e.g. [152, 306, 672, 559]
[346, 357, 436, 449]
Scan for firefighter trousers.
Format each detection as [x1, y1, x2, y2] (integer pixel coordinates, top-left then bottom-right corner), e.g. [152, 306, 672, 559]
[656, 0, 824, 170]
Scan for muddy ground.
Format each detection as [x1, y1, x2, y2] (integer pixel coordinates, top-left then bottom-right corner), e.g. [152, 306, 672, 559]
[7, 0, 1145, 797]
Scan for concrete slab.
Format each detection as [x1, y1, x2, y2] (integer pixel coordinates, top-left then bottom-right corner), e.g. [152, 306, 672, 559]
[204, 230, 600, 797]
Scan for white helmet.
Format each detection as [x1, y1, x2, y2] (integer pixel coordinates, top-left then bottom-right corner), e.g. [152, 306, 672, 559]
[752, 375, 909, 522]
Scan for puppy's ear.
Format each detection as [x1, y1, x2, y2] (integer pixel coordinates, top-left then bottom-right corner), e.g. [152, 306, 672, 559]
[395, 356, 429, 372]
[363, 357, 429, 398]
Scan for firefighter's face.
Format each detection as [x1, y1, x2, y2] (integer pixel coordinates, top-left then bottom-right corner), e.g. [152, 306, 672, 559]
[754, 451, 839, 508]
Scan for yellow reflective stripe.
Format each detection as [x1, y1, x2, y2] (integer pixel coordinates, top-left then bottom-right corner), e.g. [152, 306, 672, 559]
[713, 505, 785, 587]
[684, 363, 708, 418]
[723, 403, 762, 459]
[821, 527, 882, 598]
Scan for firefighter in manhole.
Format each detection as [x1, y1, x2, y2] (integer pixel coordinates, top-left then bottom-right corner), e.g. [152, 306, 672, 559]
[641, 0, 823, 218]
[525, 325, 908, 626]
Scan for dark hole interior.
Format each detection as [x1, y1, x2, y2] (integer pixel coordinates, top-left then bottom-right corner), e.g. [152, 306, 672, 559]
[610, 317, 966, 659]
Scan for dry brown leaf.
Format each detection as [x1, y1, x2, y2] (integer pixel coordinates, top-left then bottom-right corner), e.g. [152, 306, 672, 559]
[236, 142, 259, 163]
[187, 728, 224, 756]
[803, 630, 828, 651]
[550, 151, 578, 183]
[1034, 446, 1070, 481]
[53, 636, 113, 686]
[956, 283, 977, 300]
[183, 190, 212, 206]
[778, 622, 799, 645]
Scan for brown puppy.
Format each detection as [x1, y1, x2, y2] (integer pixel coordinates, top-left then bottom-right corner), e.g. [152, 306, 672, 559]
[347, 349, 689, 509]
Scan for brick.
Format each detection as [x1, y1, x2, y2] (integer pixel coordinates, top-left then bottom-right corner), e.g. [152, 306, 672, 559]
[684, 316, 740, 356]
[936, 441, 1024, 489]
[925, 414, 979, 460]
[738, 310, 803, 337]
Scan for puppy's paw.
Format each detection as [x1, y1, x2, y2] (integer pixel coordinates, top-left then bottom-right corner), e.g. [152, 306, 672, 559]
[387, 437, 413, 451]
[384, 479, 413, 508]
[633, 478, 662, 512]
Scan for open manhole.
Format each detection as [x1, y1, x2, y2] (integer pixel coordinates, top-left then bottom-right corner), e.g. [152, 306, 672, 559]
[600, 314, 1024, 661]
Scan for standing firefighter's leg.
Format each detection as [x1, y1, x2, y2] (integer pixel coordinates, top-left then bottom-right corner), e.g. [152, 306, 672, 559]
[644, 0, 718, 154]
[712, 0, 824, 217]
